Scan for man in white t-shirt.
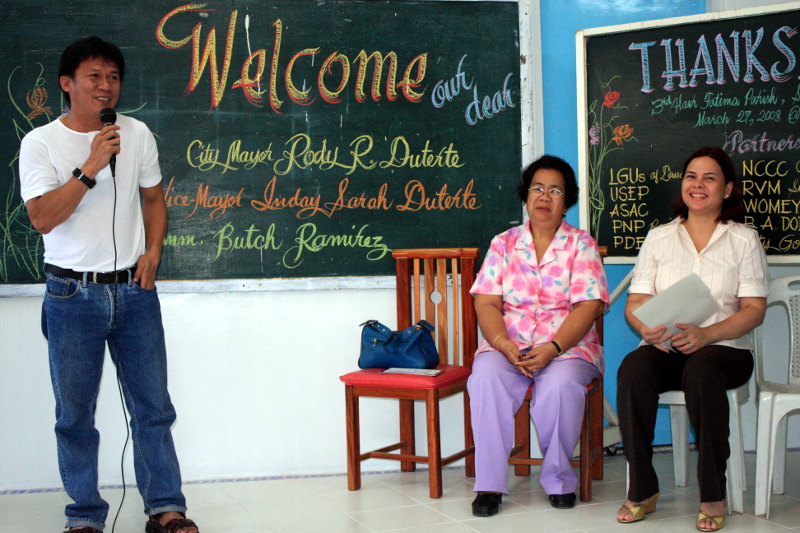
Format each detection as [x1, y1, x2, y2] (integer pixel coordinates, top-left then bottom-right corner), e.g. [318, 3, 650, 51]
[19, 36, 198, 533]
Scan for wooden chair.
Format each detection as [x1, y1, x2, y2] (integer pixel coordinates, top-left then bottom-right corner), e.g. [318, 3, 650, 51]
[508, 247, 607, 502]
[339, 248, 479, 498]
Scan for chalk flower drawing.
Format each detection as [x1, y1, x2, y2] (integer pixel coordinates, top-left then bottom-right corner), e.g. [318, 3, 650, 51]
[602, 90, 619, 108]
[612, 124, 634, 146]
[589, 123, 600, 145]
[25, 86, 53, 121]
[2, 63, 56, 281]
[587, 77, 637, 238]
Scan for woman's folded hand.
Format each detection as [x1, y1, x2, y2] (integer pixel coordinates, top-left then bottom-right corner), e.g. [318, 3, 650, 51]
[640, 324, 671, 352]
[515, 343, 558, 374]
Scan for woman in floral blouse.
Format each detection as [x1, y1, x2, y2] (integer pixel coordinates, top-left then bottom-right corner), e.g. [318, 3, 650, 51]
[468, 155, 609, 517]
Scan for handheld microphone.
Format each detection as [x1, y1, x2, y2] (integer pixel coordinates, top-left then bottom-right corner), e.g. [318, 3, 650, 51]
[100, 107, 117, 177]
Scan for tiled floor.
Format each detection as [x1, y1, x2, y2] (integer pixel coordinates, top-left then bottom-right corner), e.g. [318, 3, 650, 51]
[2, 451, 800, 532]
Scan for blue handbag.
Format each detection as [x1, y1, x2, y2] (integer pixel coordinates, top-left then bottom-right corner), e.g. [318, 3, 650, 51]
[358, 319, 439, 369]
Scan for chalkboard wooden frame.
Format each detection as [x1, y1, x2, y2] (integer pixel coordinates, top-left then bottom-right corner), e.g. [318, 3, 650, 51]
[577, 2, 800, 264]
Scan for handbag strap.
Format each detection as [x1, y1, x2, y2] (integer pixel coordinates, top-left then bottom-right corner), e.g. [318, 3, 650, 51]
[415, 319, 435, 332]
[360, 319, 434, 333]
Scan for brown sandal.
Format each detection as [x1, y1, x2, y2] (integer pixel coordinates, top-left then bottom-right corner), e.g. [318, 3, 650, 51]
[145, 512, 199, 533]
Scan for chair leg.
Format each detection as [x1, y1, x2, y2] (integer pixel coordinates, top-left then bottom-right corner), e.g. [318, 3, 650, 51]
[765, 407, 785, 519]
[464, 390, 476, 478]
[579, 391, 591, 502]
[426, 392, 443, 498]
[344, 386, 361, 491]
[754, 394, 774, 517]
[625, 461, 630, 494]
[591, 381, 604, 481]
[399, 399, 416, 472]
[726, 394, 745, 514]
[773, 417, 787, 495]
[670, 404, 690, 487]
[513, 398, 532, 476]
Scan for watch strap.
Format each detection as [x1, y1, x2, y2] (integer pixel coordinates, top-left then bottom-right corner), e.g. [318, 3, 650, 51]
[72, 167, 96, 189]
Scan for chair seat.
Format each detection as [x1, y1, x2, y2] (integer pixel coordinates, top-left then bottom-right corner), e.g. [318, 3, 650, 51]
[340, 364, 471, 389]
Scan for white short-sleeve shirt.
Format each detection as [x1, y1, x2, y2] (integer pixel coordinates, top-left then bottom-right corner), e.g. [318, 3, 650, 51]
[19, 114, 162, 272]
[629, 217, 769, 350]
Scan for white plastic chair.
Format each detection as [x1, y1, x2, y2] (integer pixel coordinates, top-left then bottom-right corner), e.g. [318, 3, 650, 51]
[753, 275, 800, 518]
[623, 385, 748, 514]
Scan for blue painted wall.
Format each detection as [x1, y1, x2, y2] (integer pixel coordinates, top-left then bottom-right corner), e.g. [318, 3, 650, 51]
[539, 1, 706, 444]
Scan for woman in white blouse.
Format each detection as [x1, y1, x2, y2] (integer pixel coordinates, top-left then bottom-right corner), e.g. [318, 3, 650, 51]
[615, 147, 768, 532]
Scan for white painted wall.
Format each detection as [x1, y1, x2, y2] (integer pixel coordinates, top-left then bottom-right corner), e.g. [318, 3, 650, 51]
[1, 285, 462, 489]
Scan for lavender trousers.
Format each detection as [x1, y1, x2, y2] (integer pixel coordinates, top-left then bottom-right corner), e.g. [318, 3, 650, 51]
[467, 350, 600, 495]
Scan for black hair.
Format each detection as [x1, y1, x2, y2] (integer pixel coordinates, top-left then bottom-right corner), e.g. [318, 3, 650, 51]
[58, 36, 125, 105]
[517, 155, 579, 209]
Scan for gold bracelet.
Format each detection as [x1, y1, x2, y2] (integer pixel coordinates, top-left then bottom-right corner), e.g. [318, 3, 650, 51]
[492, 333, 507, 346]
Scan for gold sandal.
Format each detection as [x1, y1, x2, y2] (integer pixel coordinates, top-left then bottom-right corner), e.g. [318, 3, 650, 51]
[696, 511, 725, 531]
[616, 492, 659, 523]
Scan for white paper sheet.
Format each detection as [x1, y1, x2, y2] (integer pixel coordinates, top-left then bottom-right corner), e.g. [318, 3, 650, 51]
[632, 273, 720, 349]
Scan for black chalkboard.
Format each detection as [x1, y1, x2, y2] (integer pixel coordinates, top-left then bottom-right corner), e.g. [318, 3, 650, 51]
[578, 6, 800, 262]
[0, 0, 521, 283]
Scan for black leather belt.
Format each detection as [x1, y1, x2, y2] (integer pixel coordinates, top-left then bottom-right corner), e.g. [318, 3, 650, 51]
[45, 263, 136, 284]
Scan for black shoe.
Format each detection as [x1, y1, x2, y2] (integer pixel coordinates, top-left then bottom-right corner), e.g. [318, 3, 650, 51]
[472, 492, 502, 517]
[548, 492, 576, 509]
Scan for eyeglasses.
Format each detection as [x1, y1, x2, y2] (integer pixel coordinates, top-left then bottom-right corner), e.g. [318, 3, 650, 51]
[528, 186, 565, 198]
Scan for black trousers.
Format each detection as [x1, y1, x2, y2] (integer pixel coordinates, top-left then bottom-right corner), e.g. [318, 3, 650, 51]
[617, 344, 753, 502]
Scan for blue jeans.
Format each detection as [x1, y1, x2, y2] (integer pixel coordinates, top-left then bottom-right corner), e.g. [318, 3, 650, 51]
[43, 273, 187, 530]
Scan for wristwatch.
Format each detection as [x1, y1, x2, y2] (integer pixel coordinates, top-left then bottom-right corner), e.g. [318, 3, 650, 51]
[72, 167, 96, 189]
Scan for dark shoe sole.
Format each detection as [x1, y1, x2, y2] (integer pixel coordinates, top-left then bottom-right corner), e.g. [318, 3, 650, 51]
[549, 493, 576, 509]
[472, 493, 502, 517]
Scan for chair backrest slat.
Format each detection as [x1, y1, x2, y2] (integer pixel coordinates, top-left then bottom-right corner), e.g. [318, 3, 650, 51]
[424, 258, 435, 326]
[393, 248, 479, 368]
[436, 258, 449, 363]
[395, 257, 411, 330]
[451, 257, 461, 366]
[412, 259, 422, 325]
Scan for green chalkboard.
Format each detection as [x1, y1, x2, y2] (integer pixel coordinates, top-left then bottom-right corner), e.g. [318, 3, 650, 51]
[0, 0, 521, 283]
[578, 5, 800, 262]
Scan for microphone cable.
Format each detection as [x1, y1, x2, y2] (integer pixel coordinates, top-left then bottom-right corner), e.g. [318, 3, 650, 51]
[108, 141, 131, 533]
[110, 366, 130, 533]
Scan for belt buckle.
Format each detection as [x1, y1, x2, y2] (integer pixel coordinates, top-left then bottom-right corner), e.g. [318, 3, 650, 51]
[92, 271, 118, 284]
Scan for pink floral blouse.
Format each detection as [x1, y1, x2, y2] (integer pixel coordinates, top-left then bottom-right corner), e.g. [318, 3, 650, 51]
[471, 220, 610, 373]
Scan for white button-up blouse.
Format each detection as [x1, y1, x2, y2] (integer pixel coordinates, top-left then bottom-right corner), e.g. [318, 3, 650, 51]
[629, 217, 769, 350]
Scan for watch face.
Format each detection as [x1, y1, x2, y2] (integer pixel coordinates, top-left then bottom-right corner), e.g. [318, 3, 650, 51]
[72, 168, 82, 178]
